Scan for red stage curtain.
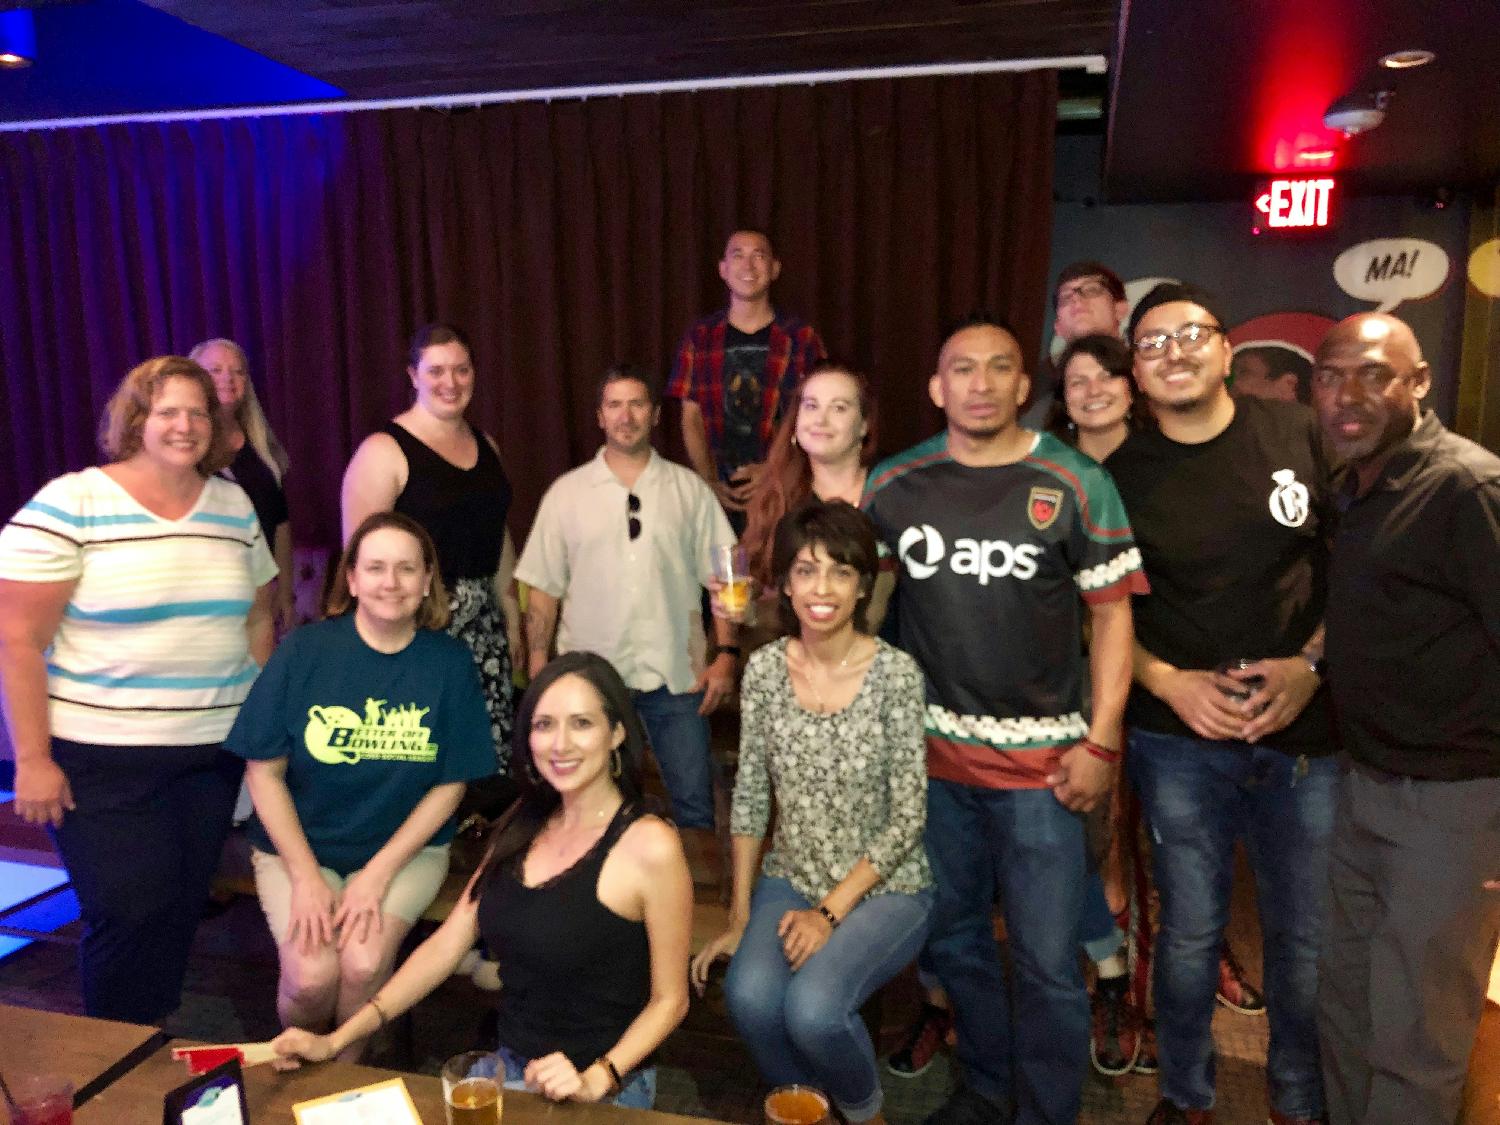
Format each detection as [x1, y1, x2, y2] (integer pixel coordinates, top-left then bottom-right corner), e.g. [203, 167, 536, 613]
[0, 72, 1057, 543]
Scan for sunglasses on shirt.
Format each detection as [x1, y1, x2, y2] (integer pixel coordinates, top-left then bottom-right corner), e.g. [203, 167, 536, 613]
[627, 492, 641, 540]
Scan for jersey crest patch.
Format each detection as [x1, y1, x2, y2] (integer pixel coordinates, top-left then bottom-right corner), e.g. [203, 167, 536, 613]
[1028, 486, 1064, 531]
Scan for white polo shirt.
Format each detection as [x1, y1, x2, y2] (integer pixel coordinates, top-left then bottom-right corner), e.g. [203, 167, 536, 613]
[516, 447, 735, 695]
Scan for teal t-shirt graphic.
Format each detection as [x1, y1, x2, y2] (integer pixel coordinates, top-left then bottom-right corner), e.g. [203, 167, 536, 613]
[226, 614, 494, 875]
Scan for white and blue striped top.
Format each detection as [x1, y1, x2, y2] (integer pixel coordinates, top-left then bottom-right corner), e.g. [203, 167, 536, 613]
[0, 467, 278, 745]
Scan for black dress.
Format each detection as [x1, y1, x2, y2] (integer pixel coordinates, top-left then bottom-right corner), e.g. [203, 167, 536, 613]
[382, 421, 515, 770]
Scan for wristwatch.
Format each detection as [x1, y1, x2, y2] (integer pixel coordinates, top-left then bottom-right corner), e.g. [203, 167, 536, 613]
[1300, 648, 1327, 680]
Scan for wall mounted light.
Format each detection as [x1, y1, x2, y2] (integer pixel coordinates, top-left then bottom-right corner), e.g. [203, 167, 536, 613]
[0, 10, 36, 69]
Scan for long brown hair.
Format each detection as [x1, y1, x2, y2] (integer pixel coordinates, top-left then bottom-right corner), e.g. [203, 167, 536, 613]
[741, 362, 877, 588]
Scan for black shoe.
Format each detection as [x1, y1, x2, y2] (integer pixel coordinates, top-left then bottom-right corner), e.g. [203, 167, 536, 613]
[887, 1002, 953, 1079]
[1145, 1097, 1215, 1124]
[924, 1085, 1007, 1125]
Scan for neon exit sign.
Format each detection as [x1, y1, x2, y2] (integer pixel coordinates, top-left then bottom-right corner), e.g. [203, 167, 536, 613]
[1254, 178, 1337, 231]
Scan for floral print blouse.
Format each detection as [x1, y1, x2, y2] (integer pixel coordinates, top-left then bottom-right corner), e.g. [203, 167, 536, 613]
[730, 637, 933, 902]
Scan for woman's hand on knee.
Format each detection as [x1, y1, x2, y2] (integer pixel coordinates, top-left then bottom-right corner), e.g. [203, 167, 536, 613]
[288, 874, 337, 955]
[777, 909, 832, 971]
[333, 866, 391, 950]
[689, 921, 746, 995]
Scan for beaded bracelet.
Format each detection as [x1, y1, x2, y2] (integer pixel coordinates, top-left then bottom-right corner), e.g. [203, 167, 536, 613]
[1080, 737, 1122, 764]
[816, 904, 842, 929]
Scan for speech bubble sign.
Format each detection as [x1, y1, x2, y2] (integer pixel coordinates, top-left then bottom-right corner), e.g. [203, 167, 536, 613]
[1468, 238, 1500, 299]
[1333, 238, 1450, 312]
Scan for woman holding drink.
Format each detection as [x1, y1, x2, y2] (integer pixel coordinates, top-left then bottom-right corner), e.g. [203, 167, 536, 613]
[692, 501, 933, 1125]
[271, 651, 693, 1111]
[225, 513, 497, 1061]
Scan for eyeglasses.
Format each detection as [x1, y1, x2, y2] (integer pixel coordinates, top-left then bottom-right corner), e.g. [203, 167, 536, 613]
[1057, 280, 1112, 308]
[627, 492, 641, 540]
[1132, 322, 1223, 358]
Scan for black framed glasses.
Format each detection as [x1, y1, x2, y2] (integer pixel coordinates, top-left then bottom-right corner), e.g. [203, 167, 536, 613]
[1056, 280, 1111, 308]
[627, 492, 641, 540]
[1133, 322, 1223, 358]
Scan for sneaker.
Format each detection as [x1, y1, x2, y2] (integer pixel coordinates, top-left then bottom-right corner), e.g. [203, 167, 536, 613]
[1133, 1017, 1159, 1074]
[1145, 1098, 1215, 1125]
[1268, 1113, 1329, 1125]
[1090, 977, 1141, 1077]
[1216, 944, 1267, 1015]
[887, 1002, 953, 1079]
[923, 1085, 1007, 1125]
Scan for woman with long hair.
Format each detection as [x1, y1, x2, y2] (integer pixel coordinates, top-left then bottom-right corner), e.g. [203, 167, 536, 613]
[341, 324, 519, 778]
[226, 512, 496, 1061]
[732, 363, 879, 642]
[692, 500, 932, 1124]
[191, 338, 297, 634]
[0, 356, 276, 1021]
[272, 651, 693, 1109]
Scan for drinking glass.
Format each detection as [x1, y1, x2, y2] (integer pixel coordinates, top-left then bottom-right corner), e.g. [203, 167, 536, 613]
[441, 1051, 501, 1124]
[764, 1083, 831, 1125]
[710, 544, 752, 621]
[12, 1073, 73, 1125]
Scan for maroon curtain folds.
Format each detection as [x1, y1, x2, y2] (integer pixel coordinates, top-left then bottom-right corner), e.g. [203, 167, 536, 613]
[0, 72, 1057, 544]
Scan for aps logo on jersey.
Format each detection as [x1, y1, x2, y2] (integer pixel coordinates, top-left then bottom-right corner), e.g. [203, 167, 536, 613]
[897, 523, 1042, 585]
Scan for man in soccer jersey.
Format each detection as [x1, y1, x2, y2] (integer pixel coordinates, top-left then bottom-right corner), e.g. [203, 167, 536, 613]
[863, 315, 1147, 1125]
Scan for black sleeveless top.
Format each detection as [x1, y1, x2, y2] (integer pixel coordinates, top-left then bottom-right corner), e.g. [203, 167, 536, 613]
[381, 421, 511, 585]
[477, 802, 653, 1070]
[221, 443, 288, 538]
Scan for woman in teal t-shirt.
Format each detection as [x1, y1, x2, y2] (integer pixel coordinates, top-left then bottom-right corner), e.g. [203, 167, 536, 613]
[227, 512, 495, 1061]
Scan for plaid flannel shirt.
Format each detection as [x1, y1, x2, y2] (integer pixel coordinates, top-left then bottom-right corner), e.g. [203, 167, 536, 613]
[664, 309, 826, 463]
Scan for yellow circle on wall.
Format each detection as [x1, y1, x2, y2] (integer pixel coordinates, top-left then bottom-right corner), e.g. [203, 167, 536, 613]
[1470, 238, 1500, 298]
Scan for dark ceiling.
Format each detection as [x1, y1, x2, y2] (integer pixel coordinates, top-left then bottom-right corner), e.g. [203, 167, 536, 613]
[1106, 0, 1500, 201]
[140, 0, 1117, 100]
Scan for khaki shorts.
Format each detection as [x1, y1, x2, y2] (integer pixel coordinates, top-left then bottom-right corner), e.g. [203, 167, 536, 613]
[250, 844, 451, 947]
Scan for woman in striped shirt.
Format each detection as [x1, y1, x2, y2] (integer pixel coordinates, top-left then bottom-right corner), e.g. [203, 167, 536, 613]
[0, 355, 277, 1022]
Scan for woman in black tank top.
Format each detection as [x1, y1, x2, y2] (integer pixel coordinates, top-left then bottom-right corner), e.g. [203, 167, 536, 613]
[269, 653, 694, 1111]
[340, 324, 518, 780]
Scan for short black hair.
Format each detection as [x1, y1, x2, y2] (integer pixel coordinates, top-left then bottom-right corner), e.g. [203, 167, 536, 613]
[937, 311, 1022, 355]
[407, 323, 473, 368]
[770, 500, 879, 636]
[1055, 261, 1126, 304]
[723, 227, 776, 256]
[1232, 345, 1314, 402]
[1058, 333, 1133, 382]
[1126, 282, 1227, 344]
[595, 362, 660, 409]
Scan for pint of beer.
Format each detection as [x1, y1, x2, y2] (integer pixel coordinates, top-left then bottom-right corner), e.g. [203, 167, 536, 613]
[764, 1083, 831, 1124]
[710, 545, 752, 620]
[442, 1051, 502, 1124]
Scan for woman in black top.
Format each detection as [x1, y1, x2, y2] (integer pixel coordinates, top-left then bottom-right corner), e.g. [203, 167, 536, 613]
[193, 337, 296, 634]
[341, 324, 519, 771]
[271, 652, 694, 1109]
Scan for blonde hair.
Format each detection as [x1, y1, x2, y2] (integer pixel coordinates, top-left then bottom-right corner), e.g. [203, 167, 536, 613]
[98, 356, 231, 475]
[325, 511, 451, 631]
[189, 338, 290, 483]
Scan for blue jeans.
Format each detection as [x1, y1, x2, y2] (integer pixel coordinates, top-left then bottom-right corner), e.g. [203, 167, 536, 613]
[467, 1046, 657, 1110]
[924, 779, 1090, 1125]
[631, 686, 715, 829]
[1127, 728, 1337, 1117]
[724, 876, 932, 1121]
[1079, 869, 1125, 963]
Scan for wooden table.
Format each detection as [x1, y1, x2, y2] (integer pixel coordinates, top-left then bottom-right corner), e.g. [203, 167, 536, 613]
[78, 1041, 738, 1124]
[0, 1001, 165, 1105]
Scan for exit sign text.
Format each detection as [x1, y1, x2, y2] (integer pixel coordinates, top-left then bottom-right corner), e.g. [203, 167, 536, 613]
[1254, 178, 1337, 231]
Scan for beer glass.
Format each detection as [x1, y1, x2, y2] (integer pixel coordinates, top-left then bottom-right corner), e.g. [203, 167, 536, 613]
[441, 1051, 501, 1124]
[710, 544, 752, 621]
[764, 1083, 831, 1124]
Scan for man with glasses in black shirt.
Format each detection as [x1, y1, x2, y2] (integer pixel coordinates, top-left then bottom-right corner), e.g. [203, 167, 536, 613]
[1106, 283, 1337, 1125]
[517, 364, 738, 847]
[1310, 312, 1500, 1125]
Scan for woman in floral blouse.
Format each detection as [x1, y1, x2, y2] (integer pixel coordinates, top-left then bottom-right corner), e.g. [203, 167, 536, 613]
[691, 499, 932, 1125]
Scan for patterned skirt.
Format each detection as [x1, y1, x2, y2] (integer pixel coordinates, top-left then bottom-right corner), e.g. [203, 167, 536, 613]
[447, 576, 516, 772]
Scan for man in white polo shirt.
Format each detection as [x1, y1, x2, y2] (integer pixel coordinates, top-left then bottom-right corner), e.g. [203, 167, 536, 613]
[517, 363, 738, 840]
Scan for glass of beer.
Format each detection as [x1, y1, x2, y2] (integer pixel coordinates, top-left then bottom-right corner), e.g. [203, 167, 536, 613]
[441, 1051, 501, 1124]
[710, 544, 752, 621]
[764, 1083, 831, 1125]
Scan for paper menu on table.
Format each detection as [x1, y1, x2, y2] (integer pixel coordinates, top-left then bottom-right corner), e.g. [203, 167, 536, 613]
[291, 1077, 424, 1124]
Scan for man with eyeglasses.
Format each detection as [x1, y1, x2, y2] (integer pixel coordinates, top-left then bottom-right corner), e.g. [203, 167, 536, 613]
[1310, 313, 1500, 1125]
[1054, 261, 1130, 345]
[1105, 283, 1337, 1125]
[517, 363, 738, 846]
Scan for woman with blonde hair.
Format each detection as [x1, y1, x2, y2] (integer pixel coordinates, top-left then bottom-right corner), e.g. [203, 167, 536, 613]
[192, 338, 296, 633]
[0, 355, 276, 1021]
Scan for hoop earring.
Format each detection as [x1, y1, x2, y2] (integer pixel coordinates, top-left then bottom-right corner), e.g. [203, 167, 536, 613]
[611, 746, 622, 779]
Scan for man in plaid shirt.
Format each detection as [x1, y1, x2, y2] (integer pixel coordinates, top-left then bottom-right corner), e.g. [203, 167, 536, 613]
[666, 229, 826, 516]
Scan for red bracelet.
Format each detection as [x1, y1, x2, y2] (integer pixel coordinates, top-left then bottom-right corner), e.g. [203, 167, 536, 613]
[1080, 737, 1122, 763]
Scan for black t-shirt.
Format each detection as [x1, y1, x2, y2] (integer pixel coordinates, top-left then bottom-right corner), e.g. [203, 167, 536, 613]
[1106, 396, 1335, 752]
[720, 323, 771, 476]
[222, 443, 288, 539]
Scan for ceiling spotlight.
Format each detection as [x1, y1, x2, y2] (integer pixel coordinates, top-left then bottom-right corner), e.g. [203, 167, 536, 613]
[0, 10, 35, 69]
[1323, 89, 1393, 137]
[1379, 49, 1435, 69]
